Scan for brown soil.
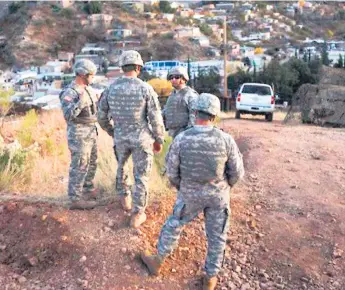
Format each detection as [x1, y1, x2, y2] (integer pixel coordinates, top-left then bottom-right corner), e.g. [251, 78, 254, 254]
[1, 117, 345, 290]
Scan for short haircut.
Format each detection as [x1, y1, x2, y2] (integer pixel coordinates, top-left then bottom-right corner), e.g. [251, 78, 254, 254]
[122, 64, 140, 73]
[197, 110, 215, 121]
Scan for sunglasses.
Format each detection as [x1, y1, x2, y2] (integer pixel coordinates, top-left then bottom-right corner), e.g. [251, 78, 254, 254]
[169, 75, 182, 80]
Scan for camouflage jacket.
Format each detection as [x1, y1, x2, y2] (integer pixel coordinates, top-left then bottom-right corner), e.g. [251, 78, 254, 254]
[166, 125, 244, 200]
[97, 76, 165, 145]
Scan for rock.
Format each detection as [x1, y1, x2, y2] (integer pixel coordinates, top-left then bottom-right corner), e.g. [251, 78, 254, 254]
[124, 265, 131, 270]
[18, 276, 27, 284]
[259, 283, 268, 289]
[260, 273, 270, 283]
[27, 256, 38, 266]
[171, 268, 177, 273]
[275, 284, 284, 289]
[103, 226, 111, 232]
[254, 205, 262, 210]
[41, 215, 48, 221]
[277, 276, 283, 284]
[79, 256, 87, 263]
[241, 283, 251, 290]
[234, 266, 242, 273]
[107, 220, 115, 227]
[0, 205, 5, 214]
[333, 249, 343, 258]
[300, 277, 309, 283]
[0, 244, 6, 251]
[77, 279, 88, 288]
[121, 248, 127, 254]
[226, 281, 237, 290]
[20, 206, 37, 217]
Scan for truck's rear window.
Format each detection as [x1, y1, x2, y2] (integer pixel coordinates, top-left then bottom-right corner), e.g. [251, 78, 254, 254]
[242, 85, 271, 95]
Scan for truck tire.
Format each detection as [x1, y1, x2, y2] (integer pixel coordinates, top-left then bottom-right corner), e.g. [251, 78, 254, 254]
[265, 113, 273, 122]
[235, 111, 241, 119]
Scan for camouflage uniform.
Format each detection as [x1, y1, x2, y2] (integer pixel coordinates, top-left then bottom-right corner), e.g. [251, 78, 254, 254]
[97, 77, 165, 214]
[164, 66, 198, 139]
[163, 86, 198, 138]
[156, 94, 245, 278]
[60, 80, 98, 201]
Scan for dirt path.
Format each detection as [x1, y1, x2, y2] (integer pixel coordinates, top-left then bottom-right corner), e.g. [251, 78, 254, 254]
[1, 118, 345, 290]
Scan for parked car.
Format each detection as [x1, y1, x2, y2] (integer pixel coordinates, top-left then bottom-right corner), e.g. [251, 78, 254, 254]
[235, 83, 275, 121]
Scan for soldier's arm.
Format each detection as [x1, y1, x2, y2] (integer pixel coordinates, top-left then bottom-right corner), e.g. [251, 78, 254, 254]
[186, 91, 198, 127]
[146, 86, 165, 144]
[166, 136, 182, 189]
[97, 89, 114, 137]
[60, 89, 86, 122]
[225, 135, 245, 187]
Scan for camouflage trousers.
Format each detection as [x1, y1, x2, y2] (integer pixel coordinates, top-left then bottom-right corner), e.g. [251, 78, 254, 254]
[114, 139, 153, 214]
[67, 125, 97, 201]
[157, 194, 230, 277]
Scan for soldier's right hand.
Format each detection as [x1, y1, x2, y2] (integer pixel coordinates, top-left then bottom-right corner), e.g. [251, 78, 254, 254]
[153, 141, 162, 154]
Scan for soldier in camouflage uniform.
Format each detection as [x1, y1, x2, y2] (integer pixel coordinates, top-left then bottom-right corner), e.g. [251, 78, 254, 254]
[163, 66, 198, 139]
[141, 93, 245, 290]
[97, 50, 165, 228]
[59, 59, 99, 210]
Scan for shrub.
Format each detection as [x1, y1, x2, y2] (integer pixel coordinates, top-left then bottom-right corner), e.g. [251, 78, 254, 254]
[84, 1, 102, 15]
[8, 2, 24, 14]
[17, 110, 39, 148]
[60, 8, 74, 19]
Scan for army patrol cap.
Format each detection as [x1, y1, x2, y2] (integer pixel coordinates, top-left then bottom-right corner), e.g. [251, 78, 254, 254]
[73, 59, 97, 75]
[167, 66, 189, 81]
[120, 50, 144, 66]
[196, 93, 221, 116]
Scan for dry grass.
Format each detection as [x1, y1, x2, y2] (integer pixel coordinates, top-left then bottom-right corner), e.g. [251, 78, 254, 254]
[0, 110, 174, 203]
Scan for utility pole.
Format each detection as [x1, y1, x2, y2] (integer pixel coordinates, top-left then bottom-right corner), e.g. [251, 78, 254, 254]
[223, 16, 228, 99]
[223, 16, 229, 111]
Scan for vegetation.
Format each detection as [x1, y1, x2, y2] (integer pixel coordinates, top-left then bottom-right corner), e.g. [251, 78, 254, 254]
[199, 23, 213, 37]
[227, 58, 322, 102]
[193, 67, 221, 96]
[84, 1, 102, 15]
[8, 2, 25, 14]
[158, 1, 176, 13]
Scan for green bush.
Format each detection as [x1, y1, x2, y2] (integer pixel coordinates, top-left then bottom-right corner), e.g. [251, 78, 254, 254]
[60, 8, 74, 19]
[8, 2, 24, 14]
[84, 1, 102, 14]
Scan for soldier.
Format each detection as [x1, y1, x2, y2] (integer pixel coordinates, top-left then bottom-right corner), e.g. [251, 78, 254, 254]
[97, 50, 165, 228]
[59, 59, 99, 210]
[163, 66, 198, 139]
[141, 93, 245, 290]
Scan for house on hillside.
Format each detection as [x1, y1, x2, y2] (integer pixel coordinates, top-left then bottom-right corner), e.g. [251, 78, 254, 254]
[105, 29, 132, 41]
[86, 14, 113, 29]
[58, 0, 74, 8]
[174, 26, 201, 39]
[58, 52, 74, 63]
[190, 36, 210, 47]
[162, 13, 175, 22]
[40, 61, 68, 74]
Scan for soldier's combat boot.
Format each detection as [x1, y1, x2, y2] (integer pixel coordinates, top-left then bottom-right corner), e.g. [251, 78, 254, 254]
[120, 195, 132, 211]
[140, 250, 164, 276]
[202, 276, 218, 290]
[130, 212, 146, 228]
[82, 188, 99, 201]
[69, 200, 98, 210]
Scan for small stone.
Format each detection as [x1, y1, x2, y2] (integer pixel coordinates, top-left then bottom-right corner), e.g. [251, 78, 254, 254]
[333, 249, 343, 258]
[259, 283, 268, 289]
[79, 256, 87, 263]
[0, 205, 5, 214]
[121, 248, 127, 254]
[275, 284, 284, 289]
[227, 281, 237, 289]
[18, 276, 27, 284]
[254, 205, 262, 210]
[28, 256, 38, 266]
[107, 220, 115, 227]
[235, 266, 242, 273]
[290, 185, 298, 189]
[103, 226, 111, 232]
[0, 244, 6, 251]
[300, 277, 309, 282]
[241, 283, 251, 290]
[124, 265, 131, 270]
[171, 268, 177, 273]
[41, 215, 48, 221]
[277, 276, 283, 284]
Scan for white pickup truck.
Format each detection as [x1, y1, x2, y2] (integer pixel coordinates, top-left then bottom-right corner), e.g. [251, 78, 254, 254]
[235, 83, 275, 122]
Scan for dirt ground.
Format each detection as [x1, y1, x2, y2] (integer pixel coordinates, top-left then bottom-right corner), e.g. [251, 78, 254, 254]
[0, 116, 345, 290]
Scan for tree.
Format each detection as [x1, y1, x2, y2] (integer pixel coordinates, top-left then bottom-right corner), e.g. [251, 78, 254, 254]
[334, 54, 344, 68]
[158, 1, 175, 13]
[199, 23, 213, 37]
[321, 42, 330, 66]
[194, 67, 221, 95]
[84, 1, 102, 15]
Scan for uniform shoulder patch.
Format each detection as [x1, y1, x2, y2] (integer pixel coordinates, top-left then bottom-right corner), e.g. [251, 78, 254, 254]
[63, 96, 73, 102]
